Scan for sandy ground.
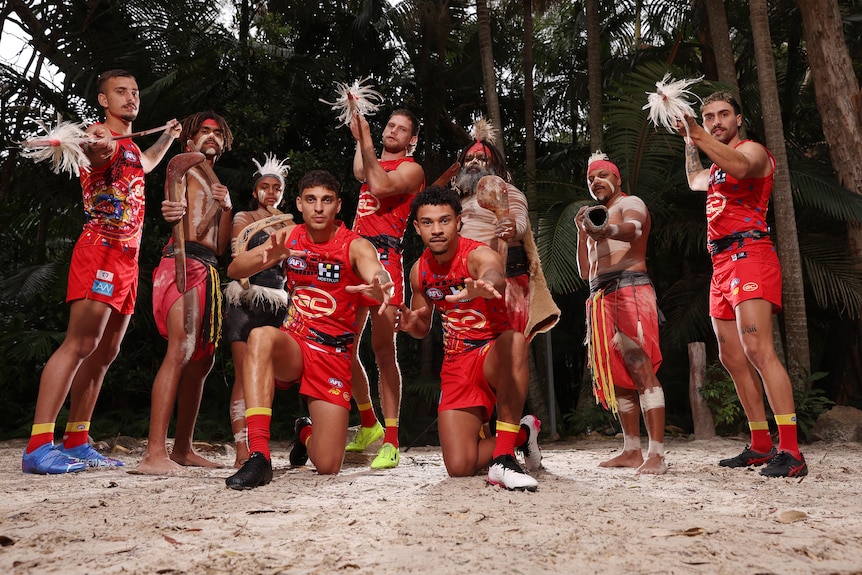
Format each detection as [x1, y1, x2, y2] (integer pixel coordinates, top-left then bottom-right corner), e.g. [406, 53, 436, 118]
[1, 435, 861, 575]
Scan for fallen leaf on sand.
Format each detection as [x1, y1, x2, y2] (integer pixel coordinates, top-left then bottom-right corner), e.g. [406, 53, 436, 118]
[775, 510, 807, 524]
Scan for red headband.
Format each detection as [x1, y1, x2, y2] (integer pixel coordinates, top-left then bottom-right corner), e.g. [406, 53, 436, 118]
[467, 141, 489, 157]
[587, 159, 620, 181]
[202, 118, 220, 129]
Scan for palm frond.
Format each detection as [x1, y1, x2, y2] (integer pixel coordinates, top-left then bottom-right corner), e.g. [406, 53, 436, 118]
[800, 234, 862, 318]
[536, 200, 589, 294]
[0, 263, 63, 301]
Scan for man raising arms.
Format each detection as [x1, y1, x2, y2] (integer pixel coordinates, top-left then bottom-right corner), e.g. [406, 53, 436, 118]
[22, 70, 181, 474]
[575, 152, 666, 475]
[346, 110, 425, 469]
[397, 186, 538, 491]
[225, 170, 393, 489]
[137, 111, 234, 475]
[677, 92, 807, 478]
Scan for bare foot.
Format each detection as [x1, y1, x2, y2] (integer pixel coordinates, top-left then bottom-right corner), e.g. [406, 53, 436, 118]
[599, 449, 643, 468]
[233, 444, 249, 469]
[636, 454, 667, 475]
[170, 450, 224, 469]
[135, 453, 193, 476]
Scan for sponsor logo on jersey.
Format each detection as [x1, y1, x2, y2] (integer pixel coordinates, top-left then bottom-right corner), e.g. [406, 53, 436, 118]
[123, 150, 138, 163]
[444, 308, 488, 331]
[328, 378, 344, 389]
[96, 269, 114, 282]
[291, 287, 337, 318]
[288, 256, 307, 271]
[92, 279, 114, 297]
[317, 262, 341, 283]
[426, 287, 444, 300]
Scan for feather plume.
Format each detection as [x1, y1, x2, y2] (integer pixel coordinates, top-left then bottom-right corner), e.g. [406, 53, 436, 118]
[19, 115, 90, 177]
[587, 150, 611, 166]
[319, 77, 384, 126]
[252, 153, 290, 185]
[470, 117, 497, 146]
[643, 74, 703, 137]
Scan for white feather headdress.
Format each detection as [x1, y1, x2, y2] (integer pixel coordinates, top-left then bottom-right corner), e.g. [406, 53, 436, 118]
[470, 117, 497, 146]
[320, 77, 384, 126]
[643, 74, 703, 139]
[19, 115, 91, 177]
[252, 153, 290, 187]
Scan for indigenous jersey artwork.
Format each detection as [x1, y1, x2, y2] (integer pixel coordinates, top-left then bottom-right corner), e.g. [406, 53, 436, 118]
[281, 223, 365, 354]
[706, 140, 775, 242]
[417, 236, 509, 356]
[78, 126, 146, 247]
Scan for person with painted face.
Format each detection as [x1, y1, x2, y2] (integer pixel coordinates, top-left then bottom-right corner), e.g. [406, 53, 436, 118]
[138, 111, 234, 475]
[223, 155, 295, 468]
[21, 69, 182, 474]
[575, 151, 667, 475]
[676, 92, 806, 478]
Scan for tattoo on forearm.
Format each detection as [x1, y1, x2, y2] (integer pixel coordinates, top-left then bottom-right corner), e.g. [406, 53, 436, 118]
[148, 133, 173, 156]
[740, 324, 758, 335]
[684, 143, 703, 175]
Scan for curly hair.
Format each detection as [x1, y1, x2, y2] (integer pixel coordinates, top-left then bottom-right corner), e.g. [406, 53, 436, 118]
[409, 185, 462, 222]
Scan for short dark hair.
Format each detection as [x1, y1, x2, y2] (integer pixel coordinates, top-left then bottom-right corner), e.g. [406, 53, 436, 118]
[298, 170, 341, 197]
[409, 185, 462, 222]
[390, 108, 420, 137]
[702, 91, 742, 116]
[180, 110, 234, 152]
[96, 69, 135, 94]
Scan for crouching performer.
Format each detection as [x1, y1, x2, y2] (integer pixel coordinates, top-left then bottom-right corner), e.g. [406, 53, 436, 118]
[225, 170, 393, 489]
[397, 186, 540, 491]
[575, 152, 667, 475]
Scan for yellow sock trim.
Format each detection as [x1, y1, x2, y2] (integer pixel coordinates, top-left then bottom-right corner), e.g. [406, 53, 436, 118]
[65, 421, 90, 432]
[31, 423, 55, 436]
[357, 402, 373, 412]
[749, 421, 770, 431]
[774, 413, 797, 426]
[384, 418, 399, 428]
[496, 421, 522, 434]
[245, 407, 273, 418]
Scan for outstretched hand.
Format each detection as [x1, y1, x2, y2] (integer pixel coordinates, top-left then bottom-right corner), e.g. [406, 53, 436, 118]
[262, 230, 306, 264]
[346, 273, 395, 312]
[394, 304, 427, 333]
[444, 277, 502, 302]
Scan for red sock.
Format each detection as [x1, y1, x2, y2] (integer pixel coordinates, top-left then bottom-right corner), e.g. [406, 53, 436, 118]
[62, 421, 90, 449]
[299, 423, 312, 446]
[775, 414, 801, 459]
[749, 422, 773, 453]
[246, 411, 272, 460]
[358, 402, 378, 428]
[516, 426, 527, 448]
[383, 418, 399, 448]
[26, 423, 55, 453]
[492, 421, 521, 459]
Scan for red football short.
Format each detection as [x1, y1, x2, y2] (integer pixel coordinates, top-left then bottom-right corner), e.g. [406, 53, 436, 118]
[438, 342, 497, 423]
[66, 238, 139, 315]
[710, 238, 783, 320]
[278, 330, 352, 410]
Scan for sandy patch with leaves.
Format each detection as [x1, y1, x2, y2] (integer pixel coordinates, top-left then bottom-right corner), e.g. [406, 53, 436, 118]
[1, 436, 860, 575]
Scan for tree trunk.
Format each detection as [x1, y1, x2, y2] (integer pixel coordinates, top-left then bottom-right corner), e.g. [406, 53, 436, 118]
[749, 0, 810, 389]
[585, 0, 603, 150]
[476, 0, 505, 158]
[703, 0, 745, 138]
[522, 0, 536, 196]
[688, 342, 716, 439]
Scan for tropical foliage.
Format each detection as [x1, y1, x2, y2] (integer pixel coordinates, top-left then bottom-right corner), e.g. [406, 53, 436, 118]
[2, 0, 861, 443]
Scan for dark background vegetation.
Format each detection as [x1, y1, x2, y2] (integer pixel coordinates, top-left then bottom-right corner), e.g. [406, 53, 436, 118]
[2, 0, 862, 446]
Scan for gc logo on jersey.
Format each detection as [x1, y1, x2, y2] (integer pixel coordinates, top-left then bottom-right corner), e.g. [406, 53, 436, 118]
[291, 287, 336, 318]
[356, 193, 380, 217]
[444, 308, 488, 331]
[706, 193, 727, 222]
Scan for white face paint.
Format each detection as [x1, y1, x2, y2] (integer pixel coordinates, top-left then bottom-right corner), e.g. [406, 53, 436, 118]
[588, 175, 616, 201]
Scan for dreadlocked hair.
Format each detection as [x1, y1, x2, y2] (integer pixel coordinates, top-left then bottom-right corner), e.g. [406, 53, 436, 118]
[180, 111, 234, 151]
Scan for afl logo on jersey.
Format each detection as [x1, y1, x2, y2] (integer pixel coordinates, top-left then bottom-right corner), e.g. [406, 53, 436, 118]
[291, 287, 336, 318]
[426, 287, 444, 300]
[123, 150, 138, 163]
[288, 256, 307, 271]
[706, 193, 727, 222]
[444, 308, 488, 331]
[356, 192, 380, 217]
